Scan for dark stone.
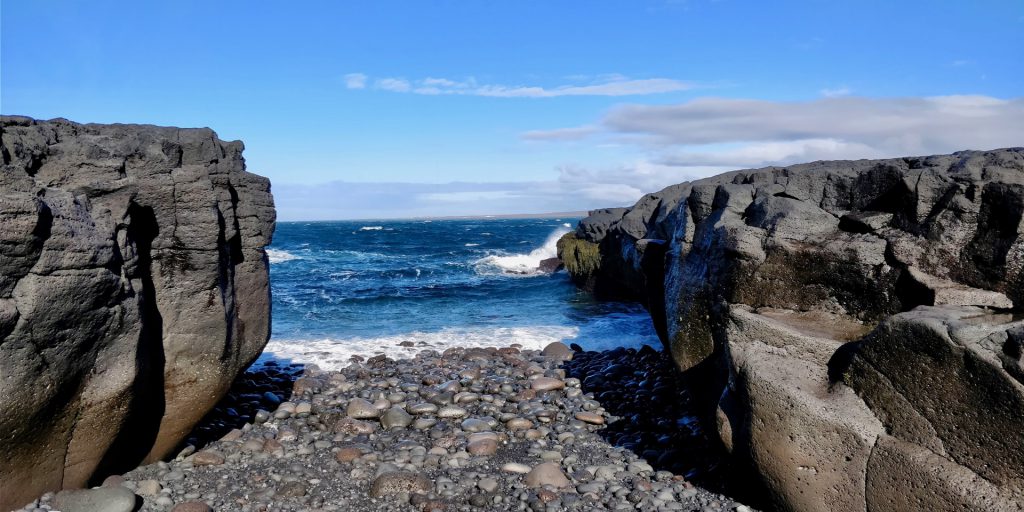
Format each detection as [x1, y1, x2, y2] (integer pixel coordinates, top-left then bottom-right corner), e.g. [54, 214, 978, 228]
[537, 257, 564, 273]
[0, 116, 276, 510]
[562, 148, 1024, 512]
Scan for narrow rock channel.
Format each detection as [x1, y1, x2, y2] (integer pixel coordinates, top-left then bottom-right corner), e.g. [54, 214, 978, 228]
[18, 343, 757, 512]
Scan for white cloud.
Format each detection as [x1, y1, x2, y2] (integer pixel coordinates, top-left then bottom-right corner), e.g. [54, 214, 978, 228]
[521, 126, 599, 141]
[348, 74, 696, 98]
[376, 78, 412, 93]
[518, 94, 1024, 199]
[343, 73, 367, 89]
[598, 95, 1024, 154]
[657, 139, 887, 168]
[820, 86, 851, 97]
[419, 190, 518, 203]
[272, 177, 666, 221]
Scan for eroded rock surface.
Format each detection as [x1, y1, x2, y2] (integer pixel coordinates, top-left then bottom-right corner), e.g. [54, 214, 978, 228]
[0, 116, 275, 510]
[560, 148, 1024, 511]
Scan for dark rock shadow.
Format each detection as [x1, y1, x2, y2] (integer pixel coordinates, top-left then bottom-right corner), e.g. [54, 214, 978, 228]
[91, 203, 165, 485]
[175, 358, 302, 453]
[563, 345, 773, 510]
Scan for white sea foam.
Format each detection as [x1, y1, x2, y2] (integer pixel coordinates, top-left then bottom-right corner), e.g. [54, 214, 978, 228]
[266, 249, 300, 264]
[359, 226, 384, 231]
[474, 227, 569, 276]
[258, 320, 657, 370]
[563, 223, 572, 228]
[465, 243, 480, 247]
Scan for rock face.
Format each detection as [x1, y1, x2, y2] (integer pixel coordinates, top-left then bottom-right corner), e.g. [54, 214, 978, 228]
[0, 116, 275, 510]
[560, 149, 1024, 511]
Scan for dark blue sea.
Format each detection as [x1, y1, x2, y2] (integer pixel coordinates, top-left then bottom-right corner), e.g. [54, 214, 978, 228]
[258, 218, 658, 368]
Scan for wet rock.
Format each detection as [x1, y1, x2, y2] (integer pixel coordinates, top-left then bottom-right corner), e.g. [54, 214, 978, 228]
[538, 257, 564, 273]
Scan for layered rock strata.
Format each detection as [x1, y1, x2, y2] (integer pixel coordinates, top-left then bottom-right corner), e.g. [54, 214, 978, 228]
[559, 148, 1024, 511]
[0, 116, 275, 510]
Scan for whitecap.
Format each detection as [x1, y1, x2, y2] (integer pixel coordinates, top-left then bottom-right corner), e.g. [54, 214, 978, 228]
[267, 248, 300, 264]
[359, 226, 384, 231]
[465, 243, 480, 247]
[562, 223, 572, 228]
[258, 325, 574, 369]
[473, 227, 568, 276]
[257, 311, 660, 370]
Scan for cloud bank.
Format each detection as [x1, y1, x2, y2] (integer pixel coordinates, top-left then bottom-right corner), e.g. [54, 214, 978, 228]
[277, 94, 1022, 220]
[272, 163, 700, 221]
[344, 73, 696, 98]
[528, 95, 1024, 168]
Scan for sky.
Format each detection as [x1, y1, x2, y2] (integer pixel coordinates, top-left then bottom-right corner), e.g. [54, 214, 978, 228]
[2, 1, 1022, 220]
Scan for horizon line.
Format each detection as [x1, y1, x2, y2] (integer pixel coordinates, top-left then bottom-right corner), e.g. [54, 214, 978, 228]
[276, 210, 590, 223]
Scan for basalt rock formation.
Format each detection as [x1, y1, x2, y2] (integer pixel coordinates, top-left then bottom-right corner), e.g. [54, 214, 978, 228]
[0, 116, 275, 510]
[559, 148, 1024, 511]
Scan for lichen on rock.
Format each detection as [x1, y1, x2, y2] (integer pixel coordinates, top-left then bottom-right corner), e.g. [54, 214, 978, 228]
[556, 233, 602, 282]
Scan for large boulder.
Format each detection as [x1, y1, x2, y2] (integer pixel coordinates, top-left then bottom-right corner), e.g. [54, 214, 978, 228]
[563, 148, 1024, 511]
[0, 116, 276, 510]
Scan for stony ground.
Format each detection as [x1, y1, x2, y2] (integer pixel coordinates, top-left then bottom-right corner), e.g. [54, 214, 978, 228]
[20, 343, 758, 512]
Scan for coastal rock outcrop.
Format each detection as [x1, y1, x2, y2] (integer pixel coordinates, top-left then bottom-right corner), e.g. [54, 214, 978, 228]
[560, 148, 1024, 511]
[0, 116, 275, 510]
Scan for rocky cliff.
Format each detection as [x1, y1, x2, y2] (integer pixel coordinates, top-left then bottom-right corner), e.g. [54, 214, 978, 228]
[0, 116, 276, 510]
[559, 148, 1024, 511]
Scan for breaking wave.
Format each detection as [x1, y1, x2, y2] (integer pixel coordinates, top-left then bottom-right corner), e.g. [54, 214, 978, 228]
[267, 249, 300, 264]
[473, 227, 569, 276]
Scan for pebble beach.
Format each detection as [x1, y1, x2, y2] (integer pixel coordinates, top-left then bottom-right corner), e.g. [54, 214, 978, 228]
[23, 343, 758, 512]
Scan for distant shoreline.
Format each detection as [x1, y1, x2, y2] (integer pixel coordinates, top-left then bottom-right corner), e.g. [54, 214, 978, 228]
[278, 211, 590, 223]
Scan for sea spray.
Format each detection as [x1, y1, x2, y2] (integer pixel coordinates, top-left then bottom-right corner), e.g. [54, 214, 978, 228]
[267, 248, 300, 264]
[473, 226, 570, 275]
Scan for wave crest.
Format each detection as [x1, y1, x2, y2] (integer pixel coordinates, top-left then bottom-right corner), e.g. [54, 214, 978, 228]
[267, 249, 300, 264]
[473, 227, 568, 276]
[258, 326, 575, 369]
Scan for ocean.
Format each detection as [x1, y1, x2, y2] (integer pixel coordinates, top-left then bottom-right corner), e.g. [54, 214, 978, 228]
[258, 218, 659, 369]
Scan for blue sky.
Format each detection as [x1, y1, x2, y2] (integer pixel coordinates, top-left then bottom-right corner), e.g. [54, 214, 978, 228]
[3, 1, 1022, 220]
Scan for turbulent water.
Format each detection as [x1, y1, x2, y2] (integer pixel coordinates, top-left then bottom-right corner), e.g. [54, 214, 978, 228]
[259, 218, 659, 369]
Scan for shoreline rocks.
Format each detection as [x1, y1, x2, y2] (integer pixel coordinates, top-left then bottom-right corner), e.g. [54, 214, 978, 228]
[0, 116, 276, 510]
[14, 342, 759, 511]
[560, 148, 1024, 511]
